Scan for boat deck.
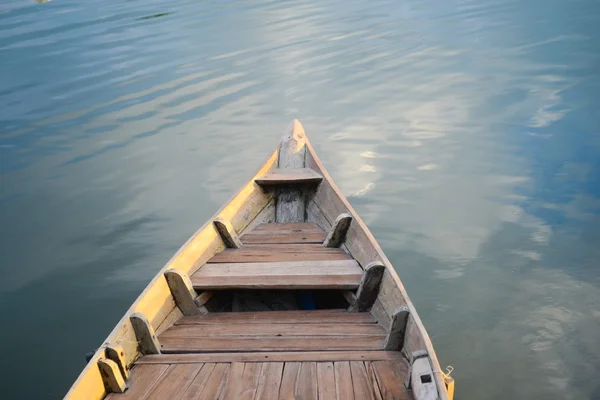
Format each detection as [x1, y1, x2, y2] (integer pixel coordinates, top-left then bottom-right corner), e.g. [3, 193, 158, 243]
[105, 222, 414, 399]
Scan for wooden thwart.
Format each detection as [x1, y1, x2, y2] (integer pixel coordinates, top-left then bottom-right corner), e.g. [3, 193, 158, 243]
[191, 260, 363, 290]
[255, 167, 323, 185]
[159, 335, 386, 353]
[207, 248, 351, 263]
[323, 213, 353, 248]
[136, 351, 404, 364]
[160, 323, 386, 338]
[175, 309, 376, 325]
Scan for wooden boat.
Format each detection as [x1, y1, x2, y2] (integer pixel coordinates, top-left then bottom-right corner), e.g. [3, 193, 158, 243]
[66, 120, 454, 400]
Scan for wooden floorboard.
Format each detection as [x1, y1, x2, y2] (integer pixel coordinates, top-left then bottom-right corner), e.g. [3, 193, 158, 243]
[114, 360, 411, 400]
[371, 360, 413, 400]
[148, 364, 204, 400]
[255, 362, 284, 399]
[174, 310, 376, 325]
[180, 363, 216, 400]
[195, 363, 230, 400]
[160, 335, 386, 353]
[278, 362, 300, 400]
[137, 351, 405, 364]
[334, 362, 354, 400]
[317, 362, 336, 399]
[105, 364, 170, 399]
[350, 361, 376, 400]
[296, 362, 318, 400]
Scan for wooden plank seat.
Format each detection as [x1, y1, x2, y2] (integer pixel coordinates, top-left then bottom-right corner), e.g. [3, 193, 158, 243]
[254, 167, 323, 186]
[191, 260, 363, 290]
[157, 310, 387, 354]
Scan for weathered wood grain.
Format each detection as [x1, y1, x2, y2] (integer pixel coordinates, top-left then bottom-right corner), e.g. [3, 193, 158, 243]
[366, 362, 384, 400]
[214, 217, 243, 249]
[334, 362, 354, 400]
[296, 362, 318, 400]
[251, 222, 324, 232]
[220, 362, 246, 400]
[255, 362, 284, 399]
[195, 363, 230, 400]
[349, 261, 385, 312]
[160, 323, 386, 338]
[279, 362, 301, 400]
[191, 260, 363, 290]
[239, 232, 327, 244]
[136, 351, 405, 364]
[160, 335, 386, 353]
[255, 168, 323, 185]
[175, 309, 375, 325]
[402, 315, 428, 360]
[384, 307, 410, 351]
[164, 270, 201, 316]
[180, 362, 216, 399]
[105, 344, 129, 380]
[372, 360, 412, 400]
[145, 363, 203, 400]
[317, 362, 336, 399]
[130, 312, 161, 355]
[97, 358, 127, 394]
[207, 249, 350, 263]
[276, 120, 307, 223]
[324, 213, 353, 248]
[350, 361, 375, 400]
[105, 364, 169, 400]
[239, 199, 276, 236]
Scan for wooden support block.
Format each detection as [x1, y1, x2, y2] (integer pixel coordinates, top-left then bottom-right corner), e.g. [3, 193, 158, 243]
[323, 213, 352, 247]
[276, 120, 307, 223]
[384, 307, 410, 351]
[214, 217, 243, 248]
[408, 351, 439, 400]
[164, 269, 201, 316]
[195, 290, 214, 307]
[342, 290, 357, 305]
[105, 344, 129, 380]
[98, 358, 127, 393]
[349, 261, 385, 312]
[130, 312, 161, 355]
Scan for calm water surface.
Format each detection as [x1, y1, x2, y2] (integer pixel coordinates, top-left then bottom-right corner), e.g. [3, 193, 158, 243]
[1, 0, 600, 398]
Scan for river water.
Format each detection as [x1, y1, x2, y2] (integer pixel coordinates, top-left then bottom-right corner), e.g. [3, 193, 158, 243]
[1, 0, 599, 398]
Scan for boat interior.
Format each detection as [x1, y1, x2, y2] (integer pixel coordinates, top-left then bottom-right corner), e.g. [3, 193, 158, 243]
[68, 121, 452, 400]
